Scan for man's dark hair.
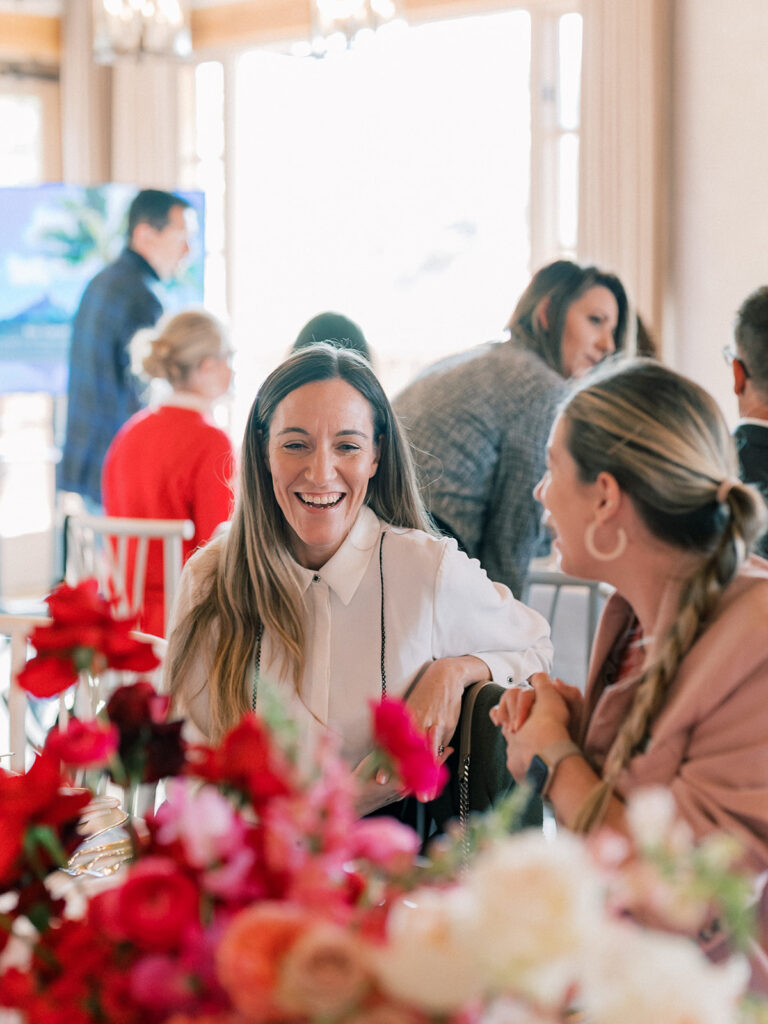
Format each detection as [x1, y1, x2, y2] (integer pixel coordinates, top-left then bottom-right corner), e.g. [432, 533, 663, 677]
[291, 311, 372, 364]
[735, 285, 768, 391]
[127, 189, 191, 238]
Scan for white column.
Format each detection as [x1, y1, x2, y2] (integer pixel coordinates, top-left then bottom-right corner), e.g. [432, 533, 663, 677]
[577, 0, 672, 351]
[111, 58, 183, 188]
[60, 0, 111, 183]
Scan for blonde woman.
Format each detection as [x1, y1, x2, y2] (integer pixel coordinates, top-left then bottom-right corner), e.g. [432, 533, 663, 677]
[166, 344, 552, 819]
[492, 359, 768, 984]
[102, 310, 235, 636]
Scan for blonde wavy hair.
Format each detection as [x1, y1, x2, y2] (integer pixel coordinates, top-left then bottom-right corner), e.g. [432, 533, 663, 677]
[562, 359, 767, 831]
[134, 309, 229, 387]
[167, 343, 435, 740]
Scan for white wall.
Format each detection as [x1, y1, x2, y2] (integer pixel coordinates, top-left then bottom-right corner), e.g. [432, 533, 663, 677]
[671, 0, 768, 426]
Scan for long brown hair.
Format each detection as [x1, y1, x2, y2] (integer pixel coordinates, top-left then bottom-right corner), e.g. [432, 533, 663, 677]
[167, 343, 434, 740]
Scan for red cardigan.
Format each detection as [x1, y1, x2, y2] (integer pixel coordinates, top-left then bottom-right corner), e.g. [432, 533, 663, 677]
[102, 403, 236, 636]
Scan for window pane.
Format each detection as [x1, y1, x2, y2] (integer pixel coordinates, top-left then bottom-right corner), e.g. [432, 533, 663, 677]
[195, 61, 225, 160]
[558, 132, 579, 252]
[0, 94, 43, 185]
[231, 11, 532, 415]
[557, 12, 582, 131]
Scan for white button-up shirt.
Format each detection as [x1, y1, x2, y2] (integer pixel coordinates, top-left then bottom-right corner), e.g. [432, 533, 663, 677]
[172, 506, 553, 766]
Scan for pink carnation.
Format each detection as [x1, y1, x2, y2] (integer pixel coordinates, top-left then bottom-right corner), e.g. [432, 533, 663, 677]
[371, 699, 448, 801]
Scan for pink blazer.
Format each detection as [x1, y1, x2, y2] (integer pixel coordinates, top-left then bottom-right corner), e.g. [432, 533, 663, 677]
[578, 556, 768, 988]
[580, 556, 768, 870]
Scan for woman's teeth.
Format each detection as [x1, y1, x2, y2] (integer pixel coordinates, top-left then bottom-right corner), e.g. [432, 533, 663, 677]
[298, 492, 343, 508]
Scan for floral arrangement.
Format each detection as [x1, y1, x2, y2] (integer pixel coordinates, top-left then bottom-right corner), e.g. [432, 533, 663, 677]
[0, 580, 766, 1024]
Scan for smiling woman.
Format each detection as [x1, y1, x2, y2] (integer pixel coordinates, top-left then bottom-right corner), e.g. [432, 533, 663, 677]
[267, 377, 380, 569]
[165, 343, 553, 819]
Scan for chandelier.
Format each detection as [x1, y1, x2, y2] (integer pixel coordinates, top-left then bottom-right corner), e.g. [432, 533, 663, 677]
[311, 0, 405, 55]
[92, 0, 192, 64]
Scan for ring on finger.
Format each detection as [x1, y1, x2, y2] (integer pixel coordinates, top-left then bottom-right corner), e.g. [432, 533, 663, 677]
[510, 678, 534, 691]
[438, 744, 445, 756]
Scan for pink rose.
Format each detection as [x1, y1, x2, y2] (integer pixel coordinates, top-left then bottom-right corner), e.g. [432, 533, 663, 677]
[346, 1001, 432, 1024]
[349, 819, 421, 872]
[275, 921, 371, 1017]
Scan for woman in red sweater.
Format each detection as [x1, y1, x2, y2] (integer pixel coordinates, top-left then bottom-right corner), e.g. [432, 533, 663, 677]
[102, 310, 236, 636]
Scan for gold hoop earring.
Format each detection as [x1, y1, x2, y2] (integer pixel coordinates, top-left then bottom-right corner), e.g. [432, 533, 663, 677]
[585, 521, 627, 562]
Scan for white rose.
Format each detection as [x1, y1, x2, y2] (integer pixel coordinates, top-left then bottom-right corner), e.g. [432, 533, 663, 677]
[625, 786, 693, 852]
[583, 920, 749, 1024]
[370, 886, 484, 1013]
[465, 830, 604, 1005]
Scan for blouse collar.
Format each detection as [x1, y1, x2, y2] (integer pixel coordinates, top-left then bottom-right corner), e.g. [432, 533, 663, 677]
[291, 505, 381, 606]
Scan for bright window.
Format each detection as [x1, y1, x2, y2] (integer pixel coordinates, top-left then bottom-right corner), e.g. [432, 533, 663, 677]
[191, 6, 581, 431]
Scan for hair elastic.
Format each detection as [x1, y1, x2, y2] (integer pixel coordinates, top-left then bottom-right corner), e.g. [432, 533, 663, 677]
[716, 478, 739, 504]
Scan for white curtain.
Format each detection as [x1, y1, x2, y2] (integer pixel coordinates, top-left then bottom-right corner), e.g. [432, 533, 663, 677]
[60, 0, 111, 183]
[577, 0, 672, 349]
[61, 0, 182, 189]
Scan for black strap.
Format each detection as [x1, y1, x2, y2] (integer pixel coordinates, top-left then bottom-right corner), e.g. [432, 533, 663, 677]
[379, 530, 386, 698]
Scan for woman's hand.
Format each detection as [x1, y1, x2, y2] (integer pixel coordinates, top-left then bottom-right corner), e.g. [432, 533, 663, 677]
[490, 671, 574, 780]
[352, 752, 406, 816]
[406, 655, 490, 757]
[351, 743, 453, 814]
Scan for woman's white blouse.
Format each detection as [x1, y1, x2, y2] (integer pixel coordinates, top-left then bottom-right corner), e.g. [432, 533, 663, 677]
[171, 505, 553, 766]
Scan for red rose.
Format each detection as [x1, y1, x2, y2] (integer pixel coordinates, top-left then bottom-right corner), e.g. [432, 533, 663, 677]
[16, 654, 78, 698]
[45, 579, 114, 626]
[107, 681, 169, 728]
[45, 718, 119, 768]
[90, 857, 200, 951]
[188, 715, 293, 806]
[0, 752, 90, 886]
[106, 682, 186, 785]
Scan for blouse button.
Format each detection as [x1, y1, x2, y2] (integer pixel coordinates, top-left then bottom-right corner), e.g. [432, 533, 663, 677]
[313, 574, 321, 583]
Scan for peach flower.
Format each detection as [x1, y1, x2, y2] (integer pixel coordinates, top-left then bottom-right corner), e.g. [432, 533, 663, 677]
[215, 902, 310, 1021]
[275, 921, 371, 1017]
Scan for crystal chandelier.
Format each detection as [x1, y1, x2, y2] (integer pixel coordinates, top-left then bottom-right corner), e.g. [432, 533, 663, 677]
[311, 0, 405, 55]
[92, 0, 192, 64]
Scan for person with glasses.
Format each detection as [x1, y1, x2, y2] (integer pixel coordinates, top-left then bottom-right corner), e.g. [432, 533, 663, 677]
[726, 286, 768, 558]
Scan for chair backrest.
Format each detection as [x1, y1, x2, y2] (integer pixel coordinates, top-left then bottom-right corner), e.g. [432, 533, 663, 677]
[0, 613, 50, 773]
[522, 566, 612, 693]
[64, 514, 194, 634]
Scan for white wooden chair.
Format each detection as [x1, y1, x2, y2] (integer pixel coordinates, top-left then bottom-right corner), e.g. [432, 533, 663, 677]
[64, 514, 194, 635]
[523, 564, 613, 693]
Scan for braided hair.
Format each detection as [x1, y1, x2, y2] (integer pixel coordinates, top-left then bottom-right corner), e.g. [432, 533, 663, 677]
[561, 359, 767, 831]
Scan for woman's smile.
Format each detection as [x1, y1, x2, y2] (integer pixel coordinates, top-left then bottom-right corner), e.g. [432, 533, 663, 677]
[267, 377, 380, 570]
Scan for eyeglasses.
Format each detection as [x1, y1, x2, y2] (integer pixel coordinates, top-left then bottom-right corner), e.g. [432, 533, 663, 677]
[722, 345, 750, 377]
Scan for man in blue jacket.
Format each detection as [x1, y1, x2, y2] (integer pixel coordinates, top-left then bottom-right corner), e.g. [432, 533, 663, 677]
[58, 188, 193, 508]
